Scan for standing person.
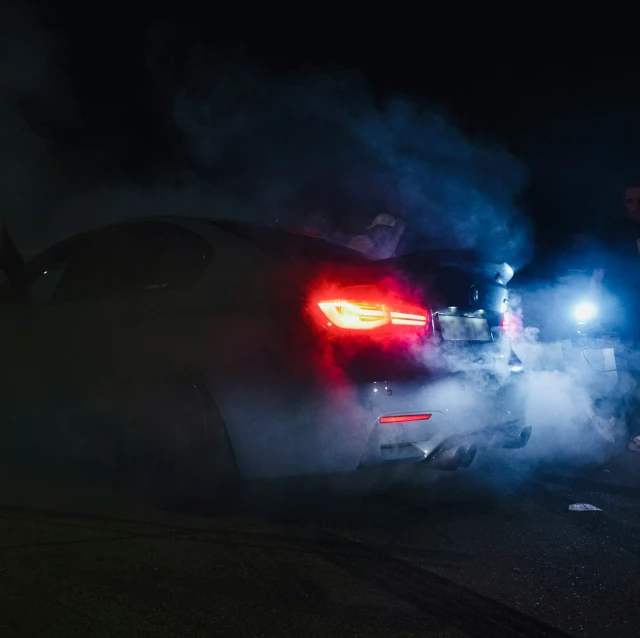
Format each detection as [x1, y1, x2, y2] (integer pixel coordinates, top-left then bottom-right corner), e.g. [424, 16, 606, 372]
[347, 212, 406, 260]
[597, 177, 640, 323]
[603, 180, 640, 242]
[600, 177, 640, 283]
[594, 177, 640, 452]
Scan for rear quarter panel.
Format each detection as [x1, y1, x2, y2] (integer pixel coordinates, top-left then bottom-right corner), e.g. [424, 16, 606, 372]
[187, 224, 376, 479]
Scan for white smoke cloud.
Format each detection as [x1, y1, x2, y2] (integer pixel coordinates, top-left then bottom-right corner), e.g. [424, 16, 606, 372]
[167, 58, 532, 265]
[4, 10, 624, 491]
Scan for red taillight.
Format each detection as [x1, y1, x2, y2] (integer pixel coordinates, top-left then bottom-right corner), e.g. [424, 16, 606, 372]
[389, 311, 429, 326]
[380, 413, 432, 424]
[315, 299, 428, 331]
[317, 300, 389, 330]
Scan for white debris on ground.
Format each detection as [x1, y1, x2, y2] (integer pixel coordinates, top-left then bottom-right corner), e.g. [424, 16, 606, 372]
[569, 503, 603, 512]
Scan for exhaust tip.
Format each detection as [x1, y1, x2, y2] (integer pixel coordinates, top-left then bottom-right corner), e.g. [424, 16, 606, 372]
[458, 443, 478, 468]
[501, 425, 532, 449]
[424, 442, 477, 471]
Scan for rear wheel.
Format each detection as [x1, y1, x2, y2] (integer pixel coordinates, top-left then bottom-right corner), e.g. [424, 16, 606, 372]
[114, 374, 239, 512]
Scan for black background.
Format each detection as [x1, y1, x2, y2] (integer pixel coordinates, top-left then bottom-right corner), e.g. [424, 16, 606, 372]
[24, 0, 640, 244]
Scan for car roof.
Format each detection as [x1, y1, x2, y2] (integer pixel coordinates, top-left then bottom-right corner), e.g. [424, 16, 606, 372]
[27, 215, 370, 265]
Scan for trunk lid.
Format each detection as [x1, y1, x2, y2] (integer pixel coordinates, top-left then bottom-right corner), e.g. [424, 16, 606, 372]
[391, 250, 511, 328]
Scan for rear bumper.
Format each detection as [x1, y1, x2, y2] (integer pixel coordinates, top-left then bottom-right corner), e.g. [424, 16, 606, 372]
[356, 370, 528, 471]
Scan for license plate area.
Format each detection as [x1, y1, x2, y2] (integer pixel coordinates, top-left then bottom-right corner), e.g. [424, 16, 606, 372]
[438, 315, 491, 341]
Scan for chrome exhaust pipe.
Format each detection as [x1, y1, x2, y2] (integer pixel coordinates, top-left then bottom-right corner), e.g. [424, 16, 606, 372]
[458, 443, 478, 468]
[500, 425, 532, 449]
[424, 442, 478, 471]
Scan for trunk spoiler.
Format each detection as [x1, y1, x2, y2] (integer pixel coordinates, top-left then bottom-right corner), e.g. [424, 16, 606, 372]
[0, 221, 27, 298]
[393, 250, 515, 285]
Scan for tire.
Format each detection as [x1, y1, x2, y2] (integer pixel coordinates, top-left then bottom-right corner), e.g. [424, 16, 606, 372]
[115, 374, 240, 512]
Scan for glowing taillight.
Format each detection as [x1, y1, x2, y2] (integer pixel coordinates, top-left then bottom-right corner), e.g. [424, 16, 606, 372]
[317, 301, 389, 330]
[380, 414, 432, 424]
[316, 300, 428, 331]
[389, 311, 428, 326]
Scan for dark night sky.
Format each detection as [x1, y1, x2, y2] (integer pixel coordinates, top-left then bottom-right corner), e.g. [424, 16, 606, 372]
[45, 2, 639, 127]
[8, 0, 640, 249]
[44, 3, 635, 120]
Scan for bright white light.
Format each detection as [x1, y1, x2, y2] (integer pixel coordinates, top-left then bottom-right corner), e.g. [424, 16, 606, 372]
[574, 302, 598, 322]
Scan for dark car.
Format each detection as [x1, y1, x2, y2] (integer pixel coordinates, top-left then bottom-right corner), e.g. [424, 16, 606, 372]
[0, 217, 528, 503]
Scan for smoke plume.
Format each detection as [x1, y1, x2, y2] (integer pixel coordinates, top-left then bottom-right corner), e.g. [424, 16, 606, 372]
[166, 54, 532, 265]
[0, 14, 533, 266]
[2, 8, 621, 492]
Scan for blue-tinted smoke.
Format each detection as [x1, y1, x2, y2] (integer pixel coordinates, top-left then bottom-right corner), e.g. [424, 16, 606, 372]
[3, 12, 532, 271]
[170, 58, 532, 266]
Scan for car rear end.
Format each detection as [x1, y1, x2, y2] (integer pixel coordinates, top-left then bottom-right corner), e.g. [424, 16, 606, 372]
[307, 250, 528, 472]
[209, 222, 528, 477]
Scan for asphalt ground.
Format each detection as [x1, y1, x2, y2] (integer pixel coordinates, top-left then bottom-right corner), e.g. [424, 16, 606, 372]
[1, 444, 639, 638]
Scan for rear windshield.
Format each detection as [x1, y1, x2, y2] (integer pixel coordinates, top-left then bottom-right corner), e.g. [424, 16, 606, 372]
[211, 220, 368, 263]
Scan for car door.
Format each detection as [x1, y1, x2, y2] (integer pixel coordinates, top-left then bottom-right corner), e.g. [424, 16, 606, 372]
[0, 233, 106, 472]
[0, 221, 213, 479]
